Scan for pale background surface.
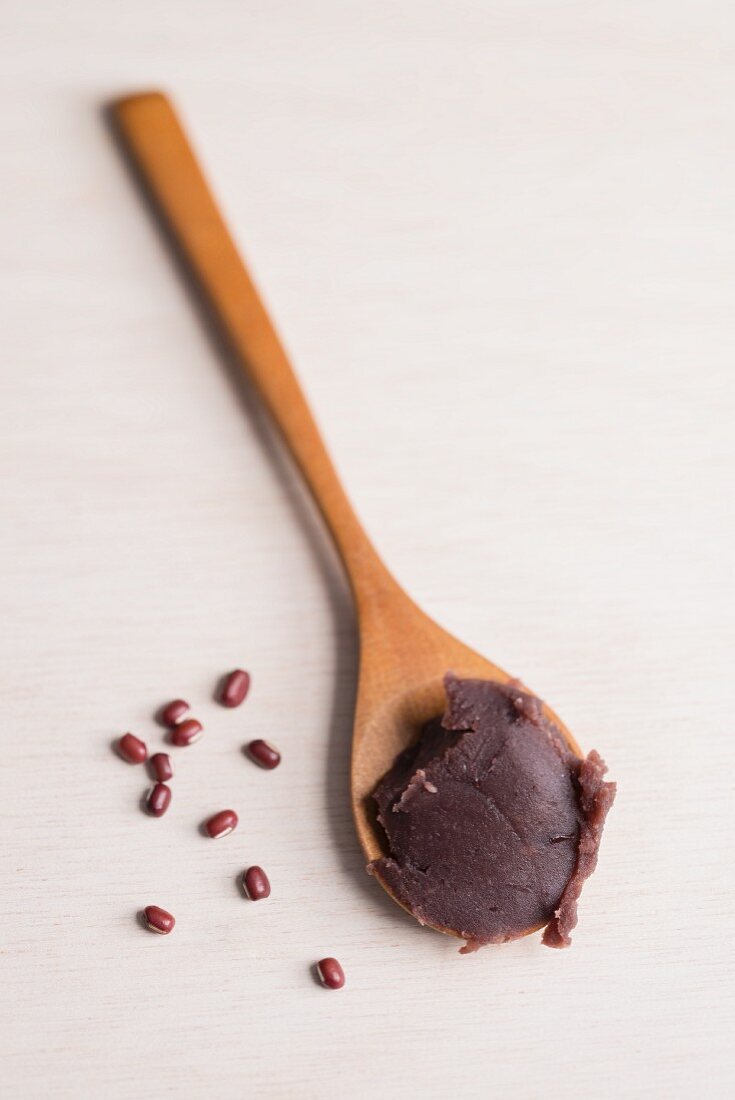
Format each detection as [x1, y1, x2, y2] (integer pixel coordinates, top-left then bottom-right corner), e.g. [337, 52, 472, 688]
[1, 2, 733, 1097]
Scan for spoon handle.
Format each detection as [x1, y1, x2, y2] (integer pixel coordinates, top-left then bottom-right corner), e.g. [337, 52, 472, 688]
[111, 91, 396, 610]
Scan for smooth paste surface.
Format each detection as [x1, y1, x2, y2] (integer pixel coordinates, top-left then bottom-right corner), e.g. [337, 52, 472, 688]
[369, 675, 615, 952]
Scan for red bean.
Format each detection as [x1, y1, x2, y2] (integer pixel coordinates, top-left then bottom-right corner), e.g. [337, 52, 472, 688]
[247, 739, 281, 770]
[316, 957, 345, 990]
[242, 866, 270, 900]
[220, 669, 250, 708]
[117, 733, 147, 764]
[204, 809, 238, 839]
[170, 718, 203, 747]
[149, 753, 173, 782]
[159, 699, 189, 727]
[143, 905, 175, 935]
[146, 782, 172, 817]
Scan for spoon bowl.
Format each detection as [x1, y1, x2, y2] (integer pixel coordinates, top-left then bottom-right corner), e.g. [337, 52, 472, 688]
[351, 577, 581, 866]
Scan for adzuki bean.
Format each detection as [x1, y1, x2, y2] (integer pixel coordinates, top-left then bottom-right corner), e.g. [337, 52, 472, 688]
[143, 905, 175, 934]
[220, 669, 250, 708]
[242, 866, 270, 900]
[149, 753, 173, 782]
[160, 699, 189, 727]
[204, 809, 238, 838]
[247, 739, 281, 770]
[170, 718, 203, 747]
[117, 733, 147, 764]
[146, 782, 172, 817]
[316, 957, 345, 989]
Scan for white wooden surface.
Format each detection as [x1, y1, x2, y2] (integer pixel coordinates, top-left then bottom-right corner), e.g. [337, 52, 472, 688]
[2, 2, 734, 1097]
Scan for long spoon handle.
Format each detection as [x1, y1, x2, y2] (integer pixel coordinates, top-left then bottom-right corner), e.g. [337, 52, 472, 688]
[112, 90, 397, 612]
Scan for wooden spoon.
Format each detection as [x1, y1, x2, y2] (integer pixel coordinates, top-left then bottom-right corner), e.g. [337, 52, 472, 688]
[111, 91, 581, 938]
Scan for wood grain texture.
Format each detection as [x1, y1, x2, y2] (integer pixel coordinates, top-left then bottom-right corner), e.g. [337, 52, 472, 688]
[1, 2, 734, 1098]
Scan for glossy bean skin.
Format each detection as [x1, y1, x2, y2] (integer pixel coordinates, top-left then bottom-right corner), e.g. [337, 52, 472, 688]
[247, 739, 281, 770]
[160, 699, 189, 727]
[143, 905, 175, 934]
[242, 866, 270, 900]
[146, 782, 172, 817]
[205, 809, 238, 839]
[170, 719, 203, 747]
[149, 753, 173, 782]
[220, 669, 250, 708]
[316, 958, 345, 990]
[117, 733, 147, 764]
